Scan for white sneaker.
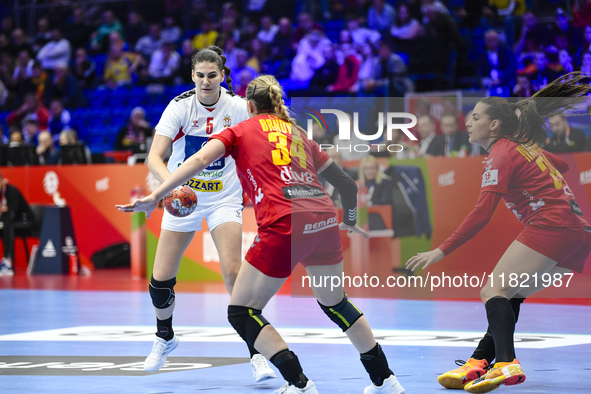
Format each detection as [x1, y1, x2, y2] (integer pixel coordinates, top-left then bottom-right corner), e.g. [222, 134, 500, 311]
[273, 380, 319, 394]
[251, 353, 277, 382]
[0, 260, 14, 276]
[143, 335, 179, 372]
[364, 375, 405, 394]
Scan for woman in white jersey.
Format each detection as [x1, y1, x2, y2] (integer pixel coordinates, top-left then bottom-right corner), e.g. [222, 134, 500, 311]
[142, 45, 275, 381]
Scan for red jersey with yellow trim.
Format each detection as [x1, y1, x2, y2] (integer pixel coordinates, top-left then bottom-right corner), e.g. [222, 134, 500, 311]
[481, 138, 589, 227]
[210, 114, 335, 229]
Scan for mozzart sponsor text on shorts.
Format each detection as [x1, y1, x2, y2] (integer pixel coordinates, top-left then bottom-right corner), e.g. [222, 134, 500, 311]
[302, 272, 574, 292]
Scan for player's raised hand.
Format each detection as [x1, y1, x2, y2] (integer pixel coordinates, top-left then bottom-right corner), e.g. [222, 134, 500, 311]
[116, 194, 158, 219]
[406, 248, 445, 271]
[339, 222, 370, 239]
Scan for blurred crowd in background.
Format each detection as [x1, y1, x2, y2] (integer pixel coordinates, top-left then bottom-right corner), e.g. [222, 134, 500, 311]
[1, 0, 591, 164]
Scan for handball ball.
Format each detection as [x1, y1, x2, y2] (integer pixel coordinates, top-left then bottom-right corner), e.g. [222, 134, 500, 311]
[164, 186, 198, 217]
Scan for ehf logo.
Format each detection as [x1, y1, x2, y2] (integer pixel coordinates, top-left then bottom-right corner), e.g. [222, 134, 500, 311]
[438, 171, 455, 187]
[223, 115, 231, 127]
[581, 169, 591, 185]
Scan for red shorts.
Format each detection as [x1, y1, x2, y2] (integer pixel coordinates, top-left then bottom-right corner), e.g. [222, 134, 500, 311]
[245, 211, 344, 278]
[516, 225, 591, 273]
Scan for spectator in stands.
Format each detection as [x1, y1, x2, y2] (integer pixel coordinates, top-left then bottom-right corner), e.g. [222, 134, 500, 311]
[91, 10, 125, 52]
[359, 155, 393, 207]
[479, 29, 516, 97]
[48, 99, 72, 138]
[545, 114, 586, 153]
[367, 42, 413, 96]
[193, 19, 218, 50]
[233, 49, 257, 90]
[308, 44, 339, 95]
[574, 0, 591, 28]
[135, 24, 163, 60]
[125, 11, 148, 49]
[9, 128, 24, 146]
[108, 31, 129, 52]
[357, 44, 379, 95]
[236, 69, 255, 97]
[0, 34, 9, 56]
[292, 12, 323, 48]
[0, 53, 14, 92]
[512, 74, 532, 97]
[222, 36, 239, 72]
[329, 42, 360, 95]
[36, 28, 71, 71]
[428, 113, 470, 157]
[581, 25, 591, 55]
[345, 15, 381, 46]
[528, 51, 560, 93]
[12, 50, 34, 89]
[513, 10, 553, 54]
[420, 0, 449, 23]
[58, 129, 92, 164]
[6, 93, 50, 130]
[549, 8, 582, 55]
[17, 61, 47, 101]
[31, 17, 52, 54]
[215, 17, 241, 49]
[36, 130, 60, 165]
[581, 51, 591, 76]
[178, 39, 195, 84]
[290, 29, 330, 82]
[161, 16, 182, 44]
[8, 28, 31, 59]
[442, 97, 466, 131]
[240, 19, 260, 45]
[417, 115, 436, 157]
[146, 41, 180, 84]
[266, 17, 294, 79]
[43, 62, 81, 108]
[390, 3, 422, 50]
[247, 38, 266, 73]
[115, 106, 151, 152]
[558, 49, 575, 73]
[0, 171, 35, 276]
[367, 0, 396, 34]
[257, 16, 278, 44]
[411, 4, 464, 81]
[103, 45, 142, 88]
[63, 8, 93, 51]
[23, 119, 40, 145]
[72, 48, 96, 89]
[0, 16, 13, 37]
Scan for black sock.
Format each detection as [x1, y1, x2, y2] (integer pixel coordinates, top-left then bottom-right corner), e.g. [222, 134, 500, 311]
[360, 343, 393, 386]
[248, 344, 259, 358]
[270, 349, 308, 388]
[471, 296, 525, 363]
[485, 296, 516, 363]
[156, 316, 174, 341]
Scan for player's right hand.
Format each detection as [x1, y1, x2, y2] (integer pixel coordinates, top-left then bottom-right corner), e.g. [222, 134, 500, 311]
[116, 194, 158, 219]
[339, 222, 370, 239]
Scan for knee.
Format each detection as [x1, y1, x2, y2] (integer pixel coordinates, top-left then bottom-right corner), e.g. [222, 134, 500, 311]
[221, 265, 240, 288]
[149, 276, 176, 309]
[318, 294, 364, 332]
[227, 305, 269, 347]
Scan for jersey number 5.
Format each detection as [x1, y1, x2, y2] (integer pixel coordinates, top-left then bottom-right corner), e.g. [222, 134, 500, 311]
[536, 154, 563, 189]
[206, 117, 214, 134]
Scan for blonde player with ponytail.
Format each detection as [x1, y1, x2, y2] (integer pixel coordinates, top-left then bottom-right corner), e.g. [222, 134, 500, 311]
[118, 74, 406, 394]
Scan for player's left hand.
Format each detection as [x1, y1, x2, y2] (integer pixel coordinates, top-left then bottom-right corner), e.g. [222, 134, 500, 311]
[339, 222, 370, 239]
[116, 194, 158, 219]
[406, 248, 445, 271]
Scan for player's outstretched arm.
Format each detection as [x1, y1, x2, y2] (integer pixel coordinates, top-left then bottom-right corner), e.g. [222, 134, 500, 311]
[147, 135, 174, 183]
[116, 139, 227, 217]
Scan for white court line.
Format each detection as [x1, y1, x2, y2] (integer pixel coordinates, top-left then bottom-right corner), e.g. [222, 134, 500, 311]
[1, 326, 590, 349]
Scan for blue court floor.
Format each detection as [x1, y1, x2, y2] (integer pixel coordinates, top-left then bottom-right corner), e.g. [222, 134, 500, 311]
[1, 284, 591, 393]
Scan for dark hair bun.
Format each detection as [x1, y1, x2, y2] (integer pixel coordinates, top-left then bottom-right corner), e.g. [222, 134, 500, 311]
[204, 45, 223, 56]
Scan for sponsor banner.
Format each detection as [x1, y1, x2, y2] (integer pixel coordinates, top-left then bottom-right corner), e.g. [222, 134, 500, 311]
[0, 356, 247, 376]
[1, 326, 590, 349]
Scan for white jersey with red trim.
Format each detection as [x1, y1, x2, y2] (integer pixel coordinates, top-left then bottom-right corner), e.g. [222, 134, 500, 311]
[154, 87, 249, 206]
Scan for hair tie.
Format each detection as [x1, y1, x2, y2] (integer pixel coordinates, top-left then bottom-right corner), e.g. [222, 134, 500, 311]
[510, 102, 518, 112]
